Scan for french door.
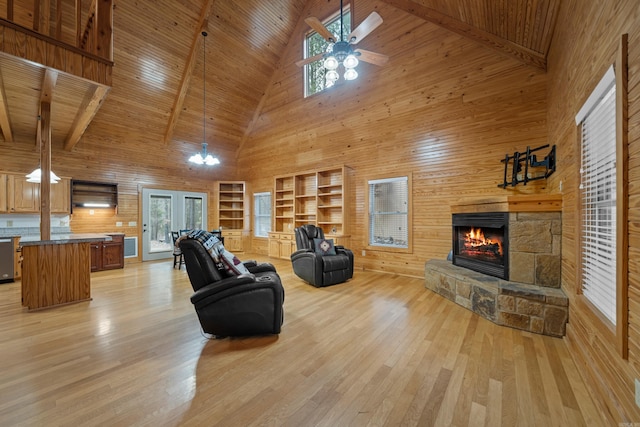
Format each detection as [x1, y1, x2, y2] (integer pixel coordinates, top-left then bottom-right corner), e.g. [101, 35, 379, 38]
[141, 188, 207, 261]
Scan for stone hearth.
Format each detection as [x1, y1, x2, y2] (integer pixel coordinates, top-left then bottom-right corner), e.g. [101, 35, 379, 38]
[425, 195, 568, 337]
[425, 259, 568, 337]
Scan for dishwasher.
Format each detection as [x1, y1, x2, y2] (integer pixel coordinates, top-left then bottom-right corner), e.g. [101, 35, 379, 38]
[0, 238, 14, 283]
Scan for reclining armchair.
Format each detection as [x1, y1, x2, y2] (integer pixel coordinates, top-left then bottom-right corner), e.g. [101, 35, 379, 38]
[291, 224, 354, 287]
[179, 236, 284, 337]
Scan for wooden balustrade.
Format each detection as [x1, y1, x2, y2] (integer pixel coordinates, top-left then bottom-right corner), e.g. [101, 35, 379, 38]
[0, 0, 113, 63]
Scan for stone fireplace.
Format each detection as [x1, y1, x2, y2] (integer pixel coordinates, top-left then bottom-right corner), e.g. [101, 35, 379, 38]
[425, 195, 568, 337]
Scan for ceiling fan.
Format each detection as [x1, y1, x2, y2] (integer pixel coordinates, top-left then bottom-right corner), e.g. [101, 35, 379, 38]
[296, 0, 389, 73]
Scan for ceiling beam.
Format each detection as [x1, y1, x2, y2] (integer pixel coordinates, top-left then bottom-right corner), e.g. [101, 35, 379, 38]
[64, 83, 110, 151]
[163, 0, 215, 145]
[379, 0, 547, 70]
[0, 68, 13, 142]
[235, 0, 319, 159]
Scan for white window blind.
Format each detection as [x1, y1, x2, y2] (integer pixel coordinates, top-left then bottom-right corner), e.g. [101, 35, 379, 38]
[579, 71, 617, 325]
[368, 177, 409, 248]
[254, 192, 271, 238]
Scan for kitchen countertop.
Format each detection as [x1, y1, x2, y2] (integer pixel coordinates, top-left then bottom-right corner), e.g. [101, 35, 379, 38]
[19, 234, 114, 246]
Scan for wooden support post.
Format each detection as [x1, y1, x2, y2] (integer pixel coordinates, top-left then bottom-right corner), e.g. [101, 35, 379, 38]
[39, 102, 52, 241]
[39, 68, 58, 241]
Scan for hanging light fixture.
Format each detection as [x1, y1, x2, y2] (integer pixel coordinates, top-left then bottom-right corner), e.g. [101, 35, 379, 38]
[189, 31, 220, 166]
[189, 142, 219, 165]
[25, 168, 61, 184]
[323, 0, 359, 86]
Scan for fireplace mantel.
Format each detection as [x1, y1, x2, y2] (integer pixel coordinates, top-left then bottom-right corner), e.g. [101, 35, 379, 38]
[451, 194, 562, 214]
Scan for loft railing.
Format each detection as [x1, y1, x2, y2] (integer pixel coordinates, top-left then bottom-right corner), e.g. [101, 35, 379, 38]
[1, 0, 113, 62]
[0, 0, 113, 85]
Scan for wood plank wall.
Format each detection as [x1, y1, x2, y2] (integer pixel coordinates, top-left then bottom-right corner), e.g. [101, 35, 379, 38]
[545, 0, 640, 423]
[240, 0, 549, 278]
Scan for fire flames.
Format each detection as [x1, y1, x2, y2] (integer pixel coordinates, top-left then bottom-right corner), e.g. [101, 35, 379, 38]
[463, 227, 503, 257]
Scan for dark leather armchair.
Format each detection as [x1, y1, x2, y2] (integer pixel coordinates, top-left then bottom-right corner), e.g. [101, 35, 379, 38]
[291, 224, 354, 287]
[179, 238, 284, 337]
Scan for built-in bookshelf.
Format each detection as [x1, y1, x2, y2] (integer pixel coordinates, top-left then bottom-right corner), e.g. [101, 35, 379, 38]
[269, 166, 350, 258]
[295, 172, 317, 229]
[317, 168, 344, 234]
[274, 175, 294, 233]
[217, 181, 245, 230]
[215, 181, 249, 252]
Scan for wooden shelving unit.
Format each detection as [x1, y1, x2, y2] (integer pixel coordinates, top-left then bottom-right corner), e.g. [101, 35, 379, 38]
[71, 180, 117, 210]
[317, 167, 345, 235]
[274, 175, 294, 233]
[269, 166, 350, 259]
[215, 181, 248, 252]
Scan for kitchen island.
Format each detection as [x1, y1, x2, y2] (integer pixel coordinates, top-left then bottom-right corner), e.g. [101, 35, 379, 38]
[20, 234, 112, 310]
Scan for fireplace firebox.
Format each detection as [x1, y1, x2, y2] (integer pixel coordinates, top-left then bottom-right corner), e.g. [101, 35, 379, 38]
[452, 212, 509, 280]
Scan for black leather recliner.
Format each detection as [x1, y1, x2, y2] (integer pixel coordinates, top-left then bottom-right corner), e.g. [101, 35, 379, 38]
[179, 238, 284, 337]
[291, 224, 354, 287]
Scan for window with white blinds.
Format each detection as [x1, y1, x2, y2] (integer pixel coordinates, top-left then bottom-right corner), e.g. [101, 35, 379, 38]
[368, 176, 409, 248]
[253, 192, 271, 238]
[578, 67, 617, 325]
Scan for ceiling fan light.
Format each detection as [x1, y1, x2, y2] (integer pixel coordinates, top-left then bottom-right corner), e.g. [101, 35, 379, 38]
[344, 68, 358, 81]
[326, 70, 339, 82]
[343, 54, 359, 69]
[324, 56, 339, 70]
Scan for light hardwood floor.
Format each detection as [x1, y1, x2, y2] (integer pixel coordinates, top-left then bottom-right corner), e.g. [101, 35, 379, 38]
[0, 256, 604, 426]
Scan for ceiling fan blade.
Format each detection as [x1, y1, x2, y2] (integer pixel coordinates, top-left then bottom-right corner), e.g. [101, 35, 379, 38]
[296, 53, 325, 67]
[355, 49, 389, 66]
[305, 17, 336, 43]
[348, 11, 383, 44]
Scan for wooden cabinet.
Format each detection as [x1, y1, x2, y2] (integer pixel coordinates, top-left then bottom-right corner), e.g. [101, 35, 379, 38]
[8, 174, 39, 212]
[2, 173, 70, 213]
[0, 174, 7, 212]
[21, 241, 92, 310]
[51, 178, 71, 213]
[223, 229, 248, 253]
[13, 237, 22, 280]
[90, 234, 124, 272]
[268, 232, 296, 259]
[215, 181, 247, 252]
[270, 166, 351, 257]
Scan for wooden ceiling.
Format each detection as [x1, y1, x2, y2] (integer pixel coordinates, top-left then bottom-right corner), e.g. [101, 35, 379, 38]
[0, 0, 560, 165]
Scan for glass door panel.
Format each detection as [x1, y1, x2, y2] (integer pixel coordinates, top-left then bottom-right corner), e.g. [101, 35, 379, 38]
[149, 194, 173, 253]
[184, 196, 204, 230]
[142, 188, 207, 261]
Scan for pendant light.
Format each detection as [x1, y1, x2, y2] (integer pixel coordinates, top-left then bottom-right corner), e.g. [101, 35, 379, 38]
[189, 31, 220, 166]
[25, 168, 61, 183]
